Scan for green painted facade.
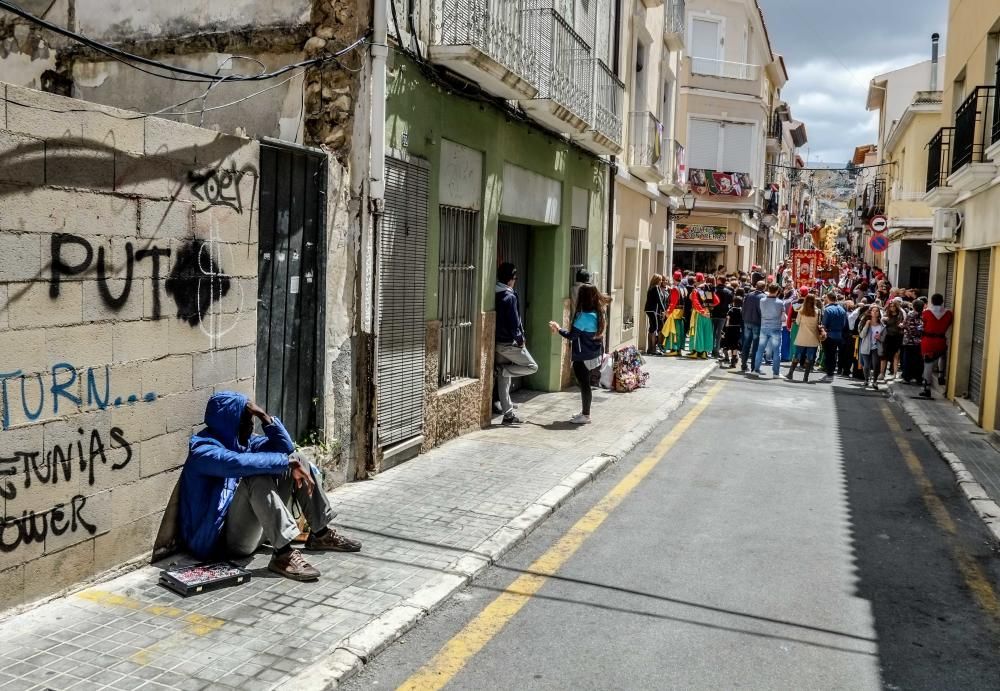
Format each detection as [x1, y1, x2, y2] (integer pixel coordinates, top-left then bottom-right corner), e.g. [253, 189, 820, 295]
[385, 50, 606, 391]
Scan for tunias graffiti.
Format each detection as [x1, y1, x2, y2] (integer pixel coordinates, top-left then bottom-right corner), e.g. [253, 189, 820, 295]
[0, 426, 132, 553]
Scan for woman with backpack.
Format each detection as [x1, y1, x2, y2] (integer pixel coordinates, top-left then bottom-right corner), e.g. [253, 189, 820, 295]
[549, 284, 608, 425]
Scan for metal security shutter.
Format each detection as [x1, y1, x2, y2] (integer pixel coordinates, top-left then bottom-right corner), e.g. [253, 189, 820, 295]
[968, 250, 991, 405]
[377, 156, 429, 447]
[688, 119, 721, 170]
[722, 123, 754, 174]
[943, 254, 956, 309]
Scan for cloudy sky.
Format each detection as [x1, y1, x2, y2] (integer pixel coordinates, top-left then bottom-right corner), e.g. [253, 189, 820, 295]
[758, 0, 948, 166]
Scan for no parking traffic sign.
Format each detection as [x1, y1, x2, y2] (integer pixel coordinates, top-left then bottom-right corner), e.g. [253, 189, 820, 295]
[869, 215, 888, 233]
[869, 234, 889, 253]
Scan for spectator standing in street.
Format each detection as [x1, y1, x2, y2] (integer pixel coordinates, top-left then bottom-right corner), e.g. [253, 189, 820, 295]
[495, 262, 538, 425]
[550, 284, 608, 425]
[643, 274, 665, 356]
[920, 293, 954, 399]
[740, 281, 765, 372]
[711, 277, 733, 360]
[858, 305, 885, 390]
[786, 293, 821, 383]
[722, 296, 744, 368]
[750, 284, 792, 378]
[879, 300, 905, 382]
[901, 299, 925, 384]
[819, 293, 848, 383]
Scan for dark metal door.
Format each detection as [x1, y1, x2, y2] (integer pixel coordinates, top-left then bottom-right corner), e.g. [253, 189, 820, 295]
[968, 250, 990, 405]
[256, 144, 326, 442]
[377, 156, 429, 447]
[497, 222, 530, 392]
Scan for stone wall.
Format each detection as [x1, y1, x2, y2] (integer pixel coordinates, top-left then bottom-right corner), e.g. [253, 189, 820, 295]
[0, 83, 259, 611]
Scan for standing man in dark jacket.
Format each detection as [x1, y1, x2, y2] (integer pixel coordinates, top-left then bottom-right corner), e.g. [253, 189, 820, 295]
[495, 262, 538, 425]
[179, 392, 361, 582]
[711, 277, 733, 360]
[740, 281, 765, 372]
[819, 294, 849, 383]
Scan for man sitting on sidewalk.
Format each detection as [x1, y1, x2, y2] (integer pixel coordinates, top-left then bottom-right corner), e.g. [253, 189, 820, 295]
[179, 391, 361, 581]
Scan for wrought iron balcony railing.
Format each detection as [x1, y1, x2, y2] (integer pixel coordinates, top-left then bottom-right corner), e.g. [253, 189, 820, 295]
[926, 126, 954, 192]
[628, 111, 667, 179]
[768, 111, 782, 140]
[438, 0, 536, 88]
[665, 0, 685, 37]
[592, 59, 624, 147]
[691, 57, 761, 81]
[951, 85, 996, 172]
[993, 60, 1000, 147]
[523, 7, 593, 125]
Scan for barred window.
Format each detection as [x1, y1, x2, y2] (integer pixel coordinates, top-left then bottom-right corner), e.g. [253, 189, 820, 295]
[438, 206, 479, 385]
[570, 226, 587, 289]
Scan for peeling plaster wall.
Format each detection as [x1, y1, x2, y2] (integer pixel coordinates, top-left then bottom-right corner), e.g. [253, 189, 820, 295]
[72, 52, 307, 143]
[76, 0, 312, 41]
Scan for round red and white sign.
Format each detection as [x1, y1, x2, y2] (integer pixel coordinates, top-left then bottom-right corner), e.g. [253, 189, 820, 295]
[869, 215, 888, 233]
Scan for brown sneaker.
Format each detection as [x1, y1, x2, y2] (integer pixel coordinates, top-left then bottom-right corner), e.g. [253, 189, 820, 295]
[268, 548, 321, 581]
[305, 529, 362, 553]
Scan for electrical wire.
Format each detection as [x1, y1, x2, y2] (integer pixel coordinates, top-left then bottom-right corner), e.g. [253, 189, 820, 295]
[0, 0, 369, 83]
[766, 161, 895, 172]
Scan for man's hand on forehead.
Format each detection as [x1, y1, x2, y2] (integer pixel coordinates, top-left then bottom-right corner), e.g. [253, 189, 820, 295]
[245, 401, 274, 426]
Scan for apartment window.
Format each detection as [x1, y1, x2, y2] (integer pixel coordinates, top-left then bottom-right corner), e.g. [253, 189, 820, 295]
[987, 32, 1000, 80]
[438, 206, 478, 385]
[690, 17, 721, 75]
[688, 119, 754, 173]
[633, 38, 649, 111]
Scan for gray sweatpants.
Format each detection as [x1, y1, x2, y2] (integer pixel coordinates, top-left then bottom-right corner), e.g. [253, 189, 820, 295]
[495, 343, 538, 416]
[224, 464, 335, 557]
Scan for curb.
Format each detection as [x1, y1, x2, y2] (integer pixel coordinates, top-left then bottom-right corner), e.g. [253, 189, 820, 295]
[281, 361, 718, 690]
[887, 381, 1000, 546]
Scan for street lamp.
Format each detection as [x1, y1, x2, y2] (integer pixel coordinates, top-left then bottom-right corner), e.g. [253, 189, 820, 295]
[667, 191, 696, 274]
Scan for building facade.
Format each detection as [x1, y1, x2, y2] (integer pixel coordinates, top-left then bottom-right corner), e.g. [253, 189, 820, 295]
[923, 0, 1000, 433]
[672, 0, 788, 273]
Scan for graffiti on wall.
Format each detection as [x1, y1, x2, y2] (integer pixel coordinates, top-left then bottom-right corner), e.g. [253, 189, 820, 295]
[188, 164, 256, 215]
[0, 426, 132, 552]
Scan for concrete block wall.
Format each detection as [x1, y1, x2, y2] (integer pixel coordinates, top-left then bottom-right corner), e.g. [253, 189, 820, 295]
[0, 83, 260, 611]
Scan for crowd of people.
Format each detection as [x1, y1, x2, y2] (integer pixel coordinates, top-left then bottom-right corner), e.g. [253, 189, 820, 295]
[644, 258, 954, 398]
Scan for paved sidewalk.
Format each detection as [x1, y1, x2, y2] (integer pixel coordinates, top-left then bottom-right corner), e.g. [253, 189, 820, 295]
[888, 378, 1000, 544]
[0, 356, 716, 691]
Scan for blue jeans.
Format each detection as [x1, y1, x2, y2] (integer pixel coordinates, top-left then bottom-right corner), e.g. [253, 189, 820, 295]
[795, 346, 818, 365]
[754, 327, 783, 375]
[741, 324, 761, 368]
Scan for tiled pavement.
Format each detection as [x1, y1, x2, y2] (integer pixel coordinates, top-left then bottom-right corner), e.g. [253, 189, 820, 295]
[0, 356, 716, 691]
[889, 377, 1000, 544]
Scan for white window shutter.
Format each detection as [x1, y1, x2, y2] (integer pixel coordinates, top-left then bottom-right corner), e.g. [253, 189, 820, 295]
[688, 119, 721, 170]
[722, 123, 753, 173]
[691, 19, 720, 74]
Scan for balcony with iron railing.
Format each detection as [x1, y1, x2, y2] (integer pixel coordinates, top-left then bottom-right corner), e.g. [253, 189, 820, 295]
[520, 7, 593, 134]
[574, 59, 624, 155]
[948, 84, 998, 191]
[925, 126, 954, 194]
[685, 57, 764, 99]
[431, 0, 538, 100]
[658, 139, 686, 194]
[766, 111, 782, 153]
[627, 111, 667, 183]
[664, 0, 685, 51]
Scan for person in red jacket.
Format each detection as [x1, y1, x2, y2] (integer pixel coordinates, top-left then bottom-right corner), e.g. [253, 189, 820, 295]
[919, 293, 954, 399]
[661, 272, 687, 355]
[687, 280, 720, 358]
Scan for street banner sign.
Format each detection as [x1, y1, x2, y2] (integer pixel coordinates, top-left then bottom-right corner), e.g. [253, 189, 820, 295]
[869, 215, 888, 233]
[869, 234, 889, 253]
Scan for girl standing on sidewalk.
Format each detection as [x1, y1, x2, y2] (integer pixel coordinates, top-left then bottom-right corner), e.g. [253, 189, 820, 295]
[858, 305, 885, 390]
[550, 284, 608, 425]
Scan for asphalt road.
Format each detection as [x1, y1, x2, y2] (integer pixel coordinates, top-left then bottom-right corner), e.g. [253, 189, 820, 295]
[343, 368, 1000, 691]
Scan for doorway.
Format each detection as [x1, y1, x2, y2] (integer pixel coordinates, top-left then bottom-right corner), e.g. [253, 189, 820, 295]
[497, 222, 531, 391]
[256, 143, 326, 442]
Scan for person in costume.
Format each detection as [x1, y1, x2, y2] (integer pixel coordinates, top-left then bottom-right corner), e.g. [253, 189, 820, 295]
[687, 275, 719, 359]
[661, 272, 687, 355]
[919, 293, 953, 399]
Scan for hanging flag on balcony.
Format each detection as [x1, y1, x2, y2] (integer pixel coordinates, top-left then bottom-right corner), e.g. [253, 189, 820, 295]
[688, 169, 753, 197]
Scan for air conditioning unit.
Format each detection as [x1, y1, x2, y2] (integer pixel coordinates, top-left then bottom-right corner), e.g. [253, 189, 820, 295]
[932, 208, 962, 243]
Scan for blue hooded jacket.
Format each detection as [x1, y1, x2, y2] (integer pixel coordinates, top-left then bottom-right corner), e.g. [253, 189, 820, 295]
[179, 391, 294, 558]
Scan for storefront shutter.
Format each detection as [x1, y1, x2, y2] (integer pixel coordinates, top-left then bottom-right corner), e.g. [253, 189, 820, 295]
[688, 119, 721, 170]
[968, 250, 991, 406]
[943, 253, 955, 309]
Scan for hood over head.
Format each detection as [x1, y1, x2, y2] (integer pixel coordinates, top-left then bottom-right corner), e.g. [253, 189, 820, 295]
[203, 391, 249, 450]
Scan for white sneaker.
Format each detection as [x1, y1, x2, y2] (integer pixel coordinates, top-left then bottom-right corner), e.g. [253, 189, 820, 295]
[570, 414, 591, 425]
[877, 375, 886, 383]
